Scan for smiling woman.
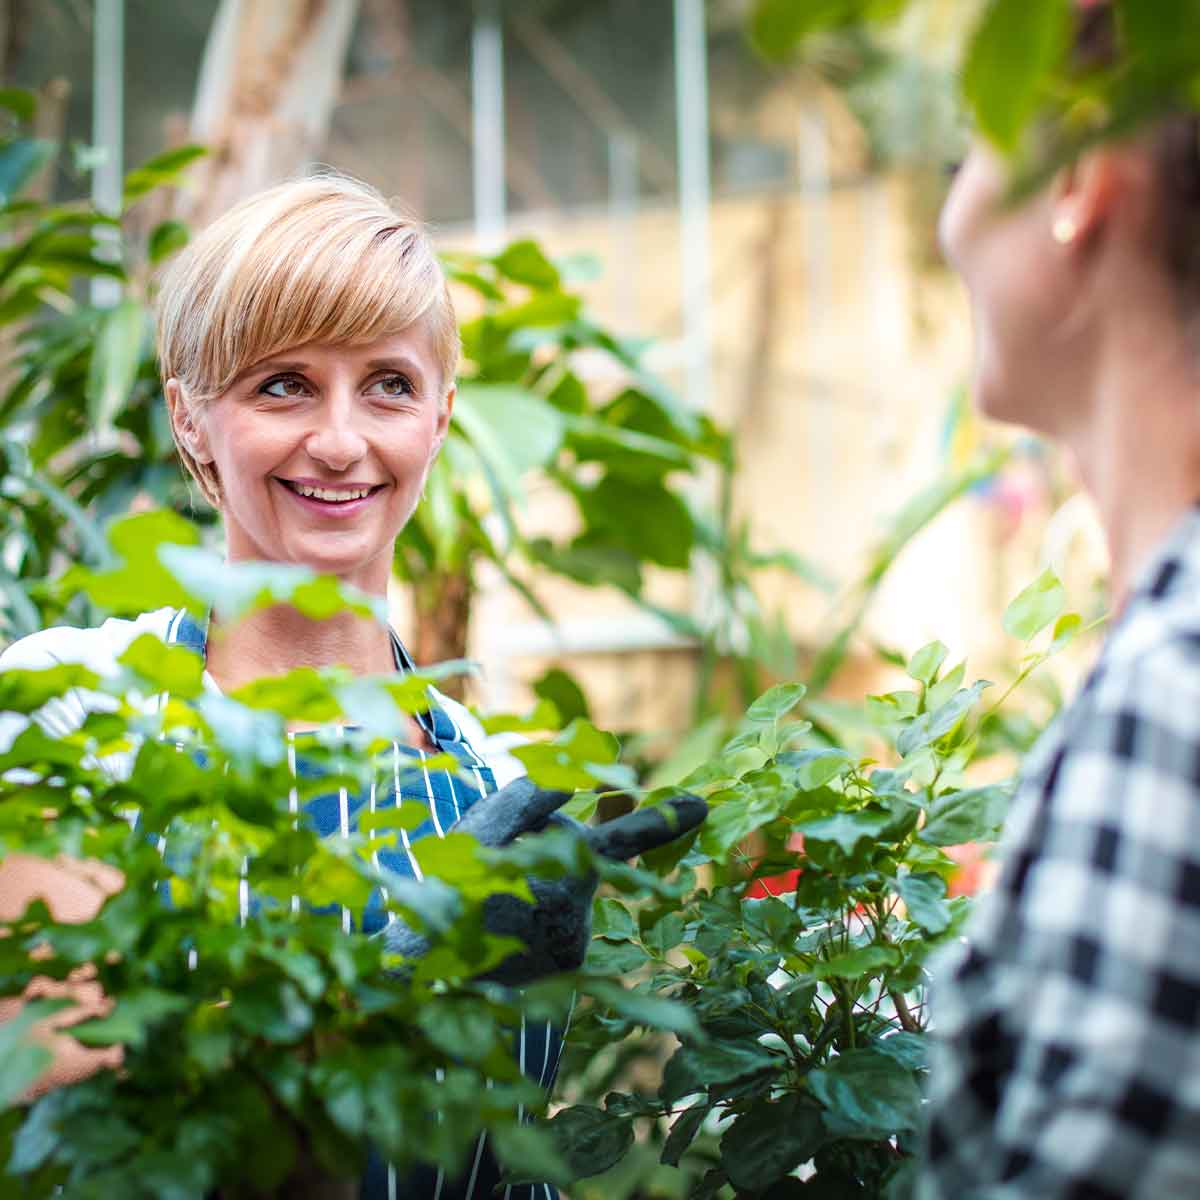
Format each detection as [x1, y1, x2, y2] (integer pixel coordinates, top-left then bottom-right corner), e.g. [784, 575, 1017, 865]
[0, 175, 633, 1200]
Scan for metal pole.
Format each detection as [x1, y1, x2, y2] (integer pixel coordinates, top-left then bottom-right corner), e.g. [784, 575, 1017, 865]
[673, 0, 711, 413]
[91, 0, 124, 307]
[471, 0, 506, 251]
[607, 131, 638, 329]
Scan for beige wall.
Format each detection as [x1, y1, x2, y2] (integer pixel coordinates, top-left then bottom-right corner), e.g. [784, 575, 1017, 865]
[428, 174, 1095, 734]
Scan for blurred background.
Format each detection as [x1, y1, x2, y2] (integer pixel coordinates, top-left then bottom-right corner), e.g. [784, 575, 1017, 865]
[0, 0, 1109, 758]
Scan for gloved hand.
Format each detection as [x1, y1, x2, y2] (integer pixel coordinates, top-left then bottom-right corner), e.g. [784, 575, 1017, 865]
[379, 778, 707, 984]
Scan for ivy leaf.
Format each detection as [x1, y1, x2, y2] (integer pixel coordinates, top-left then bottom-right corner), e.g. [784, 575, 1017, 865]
[1003, 567, 1067, 642]
[807, 1049, 923, 1139]
[545, 1106, 633, 1180]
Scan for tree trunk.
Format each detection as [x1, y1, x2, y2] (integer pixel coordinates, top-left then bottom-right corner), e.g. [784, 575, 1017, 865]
[411, 566, 473, 699]
[181, 0, 361, 229]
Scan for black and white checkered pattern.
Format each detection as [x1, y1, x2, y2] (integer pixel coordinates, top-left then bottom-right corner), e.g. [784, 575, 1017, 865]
[921, 508, 1200, 1199]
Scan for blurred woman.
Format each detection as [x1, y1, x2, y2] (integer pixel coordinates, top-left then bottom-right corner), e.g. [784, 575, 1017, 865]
[923, 5, 1200, 1195]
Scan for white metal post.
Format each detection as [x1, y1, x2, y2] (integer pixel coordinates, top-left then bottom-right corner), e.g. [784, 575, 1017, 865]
[673, 0, 711, 414]
[91, 0, 124, 307]
[471, 0, 506, 251]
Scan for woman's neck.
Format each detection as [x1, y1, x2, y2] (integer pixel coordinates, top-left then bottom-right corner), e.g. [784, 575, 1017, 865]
[204, 604, 396, 694]
[1065, 308, 1200, 613]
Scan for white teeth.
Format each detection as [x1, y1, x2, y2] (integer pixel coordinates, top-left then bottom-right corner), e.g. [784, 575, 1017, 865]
[291, 483, 373, 502]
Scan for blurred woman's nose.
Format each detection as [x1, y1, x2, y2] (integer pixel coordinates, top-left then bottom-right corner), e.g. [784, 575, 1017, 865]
[304, 392, 368, 471]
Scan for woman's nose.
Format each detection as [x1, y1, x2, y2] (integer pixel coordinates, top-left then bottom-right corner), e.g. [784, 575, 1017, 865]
[304, 401, 369, 471]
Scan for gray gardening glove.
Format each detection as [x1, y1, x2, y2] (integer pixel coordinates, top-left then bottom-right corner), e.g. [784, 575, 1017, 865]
[379, 777, 707, 984]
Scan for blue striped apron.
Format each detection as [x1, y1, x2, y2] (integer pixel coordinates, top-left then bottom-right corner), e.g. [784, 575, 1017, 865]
[164, 611, 563, 1200]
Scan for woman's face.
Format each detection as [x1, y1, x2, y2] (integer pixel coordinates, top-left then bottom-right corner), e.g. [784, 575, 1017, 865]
[940, 144, 1086, 434]
[182, 325, 452, 594]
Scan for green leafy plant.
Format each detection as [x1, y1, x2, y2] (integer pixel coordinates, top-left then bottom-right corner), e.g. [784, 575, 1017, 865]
[542, 569, 1086, 1199]
[0, 512, 697, 1198]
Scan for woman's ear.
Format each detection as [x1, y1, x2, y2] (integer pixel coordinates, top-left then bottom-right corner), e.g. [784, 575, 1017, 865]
[1050, 148, 1132, 250]
[432, 383, 455, 458]
[165, 379, 214, 464]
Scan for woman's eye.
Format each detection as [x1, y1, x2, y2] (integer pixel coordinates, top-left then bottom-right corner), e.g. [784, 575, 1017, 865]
[261, 376, 308, 398]
[368, 374, 413, 398]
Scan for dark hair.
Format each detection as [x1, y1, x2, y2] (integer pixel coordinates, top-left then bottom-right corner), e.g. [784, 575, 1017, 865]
[1074, 2, 1200, 302]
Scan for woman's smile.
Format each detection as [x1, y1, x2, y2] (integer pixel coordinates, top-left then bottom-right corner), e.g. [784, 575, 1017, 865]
[274, 476, 390, 518]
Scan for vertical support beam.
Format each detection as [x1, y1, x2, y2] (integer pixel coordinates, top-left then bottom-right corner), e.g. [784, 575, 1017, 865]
[471, 0, 506, 251]
[91, 0, 124, 307]
[673, 0, 711, 413]
[607, 130, 638, 329]
[799, 98, 832, 530]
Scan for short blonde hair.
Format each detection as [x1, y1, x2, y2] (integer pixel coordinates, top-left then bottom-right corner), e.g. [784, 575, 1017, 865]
[154, 174, 459, 506]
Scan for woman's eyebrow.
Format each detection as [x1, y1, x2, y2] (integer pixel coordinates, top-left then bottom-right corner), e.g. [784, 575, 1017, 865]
[234, 359, 309, 384]
[365, 356, 425, 378]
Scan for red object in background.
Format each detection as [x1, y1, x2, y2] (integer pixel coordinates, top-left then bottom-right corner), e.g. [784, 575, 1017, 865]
[747, 837, 992, 901]
[946, 843, 990, 897]
[747, 833, 805, 898]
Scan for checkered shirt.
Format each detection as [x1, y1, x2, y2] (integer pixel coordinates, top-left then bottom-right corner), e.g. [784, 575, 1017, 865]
[920, 506, 1200, 1199]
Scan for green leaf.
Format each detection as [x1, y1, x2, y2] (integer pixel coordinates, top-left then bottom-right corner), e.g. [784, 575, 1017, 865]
[0, 88, 36, 123]
[920, 785, 1009, 847]
[896, 681, 991, 758]
[1047, 611, 1082, 655]
[696, 791, 783, 859]
[60, 509, 203, 615]
[661, 1041, 783, 1105]
[147, 219, 189, 263]
[71, 988, 189, 1050]
[779, 748, 852, 791]
[86, 299, 146, 431]
[586, 979, 700, 1038]
[796, 808, 894, 857]
[492, 239, 560, 289]
[532, 667, 590, 725]
[453, 383, 565, 504]
[814, 943, 900, 979]
[546, 1106, 633, 1180]
[0, 663, 101, 713]
[1003, 568, 1067, 641]
[746, 682, 807, 724]
[122, 144, 207, 205]
[0, 999, 70, 1107]
[720, 1096, 825, 1192]
[963, 0, 1071, 152]
[808, 1049, 922, 1139]
[896, 872, 952, 935]
[593, 897, 636, 940]
[660, 1104, 709, 1168]
[907, 641, 948, 687]
[118, 633, 204, 698]
[0, 139, 55, 204]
